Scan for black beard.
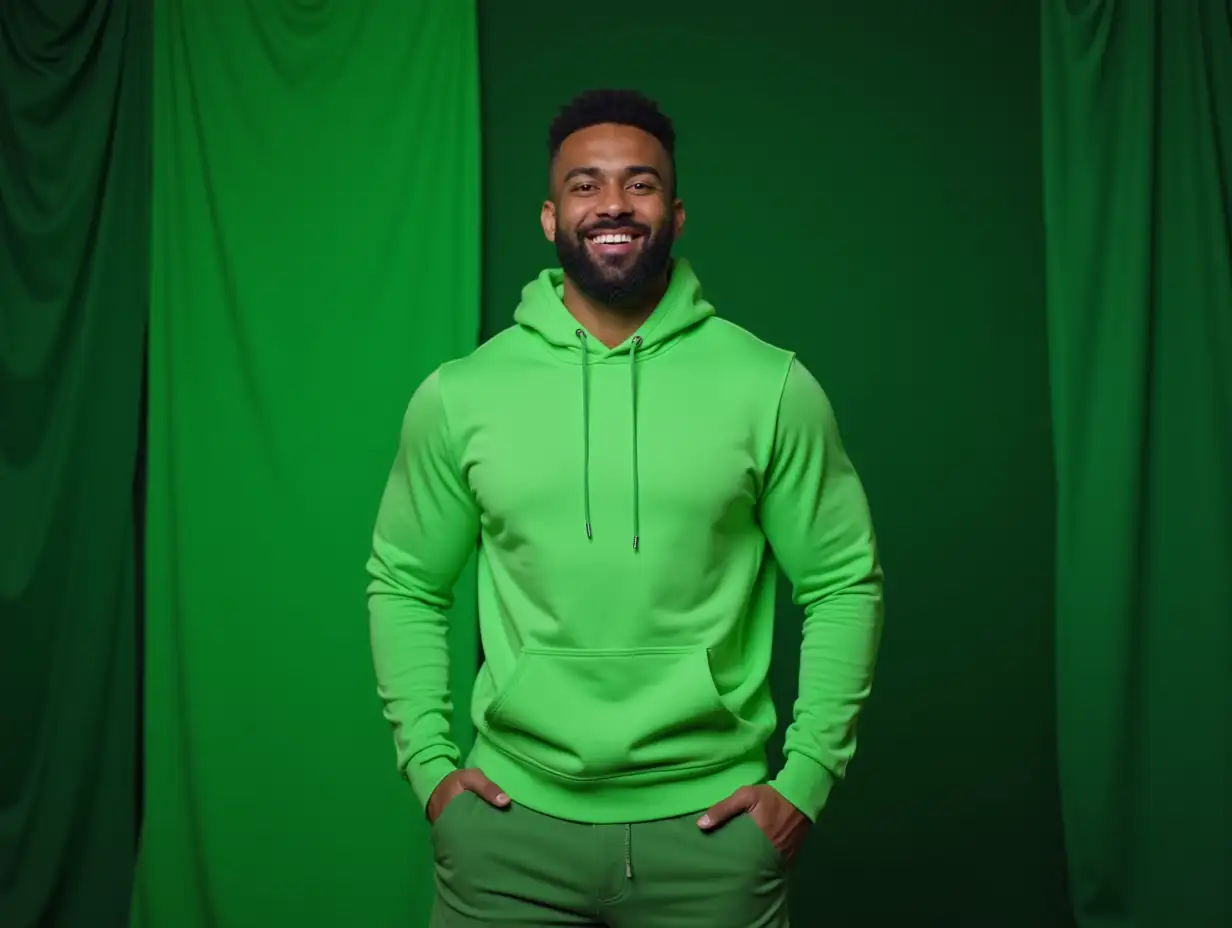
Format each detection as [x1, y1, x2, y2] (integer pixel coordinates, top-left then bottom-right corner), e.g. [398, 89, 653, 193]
[555, 216, 676, 312]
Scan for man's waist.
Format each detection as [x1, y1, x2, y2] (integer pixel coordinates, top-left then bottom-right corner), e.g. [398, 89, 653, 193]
[466, 734, 768, 825]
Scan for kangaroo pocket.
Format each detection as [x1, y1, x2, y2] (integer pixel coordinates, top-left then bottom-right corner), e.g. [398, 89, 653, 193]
[482, 646, 751, 782]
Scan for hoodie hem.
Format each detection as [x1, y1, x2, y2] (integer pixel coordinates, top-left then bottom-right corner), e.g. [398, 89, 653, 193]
[467, 735, 768, 824]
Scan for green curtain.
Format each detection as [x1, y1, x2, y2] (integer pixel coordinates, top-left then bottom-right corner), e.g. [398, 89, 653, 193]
[131, 2, 481, 925]
[1043, 2, 1232, 925]
[0, 1, 151, 926]
[478, 1, 1070, 923]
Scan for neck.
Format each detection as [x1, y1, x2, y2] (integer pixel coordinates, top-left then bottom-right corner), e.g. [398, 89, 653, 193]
[562, 272, 669, 349]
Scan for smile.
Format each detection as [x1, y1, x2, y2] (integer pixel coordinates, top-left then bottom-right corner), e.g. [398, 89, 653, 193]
[589, 232, 636, 244]
[586, 230, 643, 256]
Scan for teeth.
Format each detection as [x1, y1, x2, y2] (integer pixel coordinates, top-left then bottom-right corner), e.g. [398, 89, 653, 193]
[591, 233, 633, 244]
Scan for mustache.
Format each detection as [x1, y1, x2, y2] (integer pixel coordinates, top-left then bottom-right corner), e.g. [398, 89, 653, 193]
[578, 219, 653, 238]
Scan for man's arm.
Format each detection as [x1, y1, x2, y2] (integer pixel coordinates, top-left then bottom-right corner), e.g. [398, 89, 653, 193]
[366, 367, 479, 811]
[759, 358, 884, 823]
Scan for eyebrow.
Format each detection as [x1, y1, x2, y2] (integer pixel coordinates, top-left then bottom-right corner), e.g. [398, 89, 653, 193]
[562, 165, 664, 184]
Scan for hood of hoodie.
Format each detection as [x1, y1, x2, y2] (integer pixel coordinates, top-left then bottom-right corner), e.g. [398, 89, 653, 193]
[509, 258, 716, 549]
[512, 258, 716, 361]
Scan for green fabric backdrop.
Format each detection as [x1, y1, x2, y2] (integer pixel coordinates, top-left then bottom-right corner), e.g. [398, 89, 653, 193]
[1043, 2, 1232, 925]
[3, 2, 1229, 925]
[0, 1, 150, 926]
[130, 2, 480, 925]
[477, 1, 1070, 924]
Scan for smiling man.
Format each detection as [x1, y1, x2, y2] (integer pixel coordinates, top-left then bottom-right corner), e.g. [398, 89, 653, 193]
[366, 89, 884, 927]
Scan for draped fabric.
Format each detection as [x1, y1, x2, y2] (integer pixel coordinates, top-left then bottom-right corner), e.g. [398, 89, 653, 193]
[4, 3, 1230, 925]
[0, 1, 151, 926]
[1042, 2, 1232, 924]
[131, 2, 481, 924]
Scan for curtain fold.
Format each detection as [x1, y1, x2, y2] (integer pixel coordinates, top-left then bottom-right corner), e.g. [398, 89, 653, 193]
[132, 2, 481, 925]
[0, 1, 152, 926]
[1042, 1, 1232, 924]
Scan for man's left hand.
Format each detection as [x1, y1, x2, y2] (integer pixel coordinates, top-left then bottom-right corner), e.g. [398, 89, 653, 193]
[697, 785, 810, 863]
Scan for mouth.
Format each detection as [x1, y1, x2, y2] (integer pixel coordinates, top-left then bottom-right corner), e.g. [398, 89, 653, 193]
[585, 228, 644, 258]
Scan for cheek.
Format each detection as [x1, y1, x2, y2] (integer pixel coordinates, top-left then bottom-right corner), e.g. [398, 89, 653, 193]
[640, 204, 669, 230]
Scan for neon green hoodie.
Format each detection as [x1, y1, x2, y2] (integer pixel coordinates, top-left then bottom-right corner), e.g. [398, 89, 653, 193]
[366, 259, 883, 825]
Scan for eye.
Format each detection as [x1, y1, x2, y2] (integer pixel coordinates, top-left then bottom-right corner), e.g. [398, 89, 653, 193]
[572, 183, 597, 194]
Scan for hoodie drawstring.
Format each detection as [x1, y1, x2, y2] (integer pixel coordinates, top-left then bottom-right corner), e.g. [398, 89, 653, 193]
[576, 329, 642, 550]
[630, 336, 641, 550]
[577, 330, 593, 540]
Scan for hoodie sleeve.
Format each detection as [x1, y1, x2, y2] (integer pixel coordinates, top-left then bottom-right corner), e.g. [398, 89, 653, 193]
[760, 358, 884, 822]
[366, 368, 479, 810]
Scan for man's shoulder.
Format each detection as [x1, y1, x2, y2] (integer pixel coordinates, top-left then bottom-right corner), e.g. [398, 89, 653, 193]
[436, 325, 526, 385]
[694, 316, 797, 384]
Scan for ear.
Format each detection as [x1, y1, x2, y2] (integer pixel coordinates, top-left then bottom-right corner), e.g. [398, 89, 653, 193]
[540, 200, 557, 243]
[672, 197, 686, 240]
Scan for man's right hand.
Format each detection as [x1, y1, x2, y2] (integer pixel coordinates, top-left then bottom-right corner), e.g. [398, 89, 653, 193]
[426, 767, 511, 823]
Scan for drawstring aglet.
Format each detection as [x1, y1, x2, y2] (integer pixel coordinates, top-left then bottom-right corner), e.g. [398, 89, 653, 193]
[633, 536, 639, 550]
[586, 523, 592, 539]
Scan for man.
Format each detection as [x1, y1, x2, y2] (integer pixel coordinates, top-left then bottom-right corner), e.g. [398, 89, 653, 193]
[366, 89, 884, 927]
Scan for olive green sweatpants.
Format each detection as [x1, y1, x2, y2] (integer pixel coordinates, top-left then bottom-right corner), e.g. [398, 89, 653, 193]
[429, 791, 790, 927]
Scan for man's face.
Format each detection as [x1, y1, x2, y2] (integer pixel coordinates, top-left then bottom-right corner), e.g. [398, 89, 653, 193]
[542, 123, 685, 310]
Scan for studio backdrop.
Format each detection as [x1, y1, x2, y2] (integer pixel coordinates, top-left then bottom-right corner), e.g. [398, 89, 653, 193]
[0, 1, 1228, 927]
[134, 3, 480, 927]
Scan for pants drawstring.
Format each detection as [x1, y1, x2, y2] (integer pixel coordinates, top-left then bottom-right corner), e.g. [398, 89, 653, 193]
[624, 823, 633, 879]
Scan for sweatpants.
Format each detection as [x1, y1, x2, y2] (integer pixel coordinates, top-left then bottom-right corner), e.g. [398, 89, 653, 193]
[429, 791, 790, 927]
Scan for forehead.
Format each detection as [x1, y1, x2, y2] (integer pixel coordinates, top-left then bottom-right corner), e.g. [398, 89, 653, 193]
[554, 123, 669, 175]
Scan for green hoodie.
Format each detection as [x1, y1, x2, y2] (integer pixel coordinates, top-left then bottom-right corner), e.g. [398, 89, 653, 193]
[367, 259, 882, 825]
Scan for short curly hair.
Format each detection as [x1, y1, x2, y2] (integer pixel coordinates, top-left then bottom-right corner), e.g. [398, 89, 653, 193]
[547, 89, 677, 196]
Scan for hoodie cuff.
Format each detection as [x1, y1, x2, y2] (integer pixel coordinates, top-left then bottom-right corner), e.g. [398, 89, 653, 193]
[768, 754, 836, 823]
[408, 756, 458, 814]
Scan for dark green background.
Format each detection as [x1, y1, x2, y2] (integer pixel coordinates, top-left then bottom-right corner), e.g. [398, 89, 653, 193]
[11, 1, 1225, 925]
[479, 1, 1070, 924]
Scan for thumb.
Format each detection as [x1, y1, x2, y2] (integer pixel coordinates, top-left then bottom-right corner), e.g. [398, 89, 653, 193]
[461, 769, 511, 809]
[697, 787, 756, 831]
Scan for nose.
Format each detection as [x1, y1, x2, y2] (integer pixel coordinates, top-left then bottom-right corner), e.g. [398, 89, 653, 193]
[597, 187, 634, 218]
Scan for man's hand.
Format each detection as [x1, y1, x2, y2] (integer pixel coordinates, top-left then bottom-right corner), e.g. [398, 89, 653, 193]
[426, 767, 511, 823]
[697, 785, 810, 863]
